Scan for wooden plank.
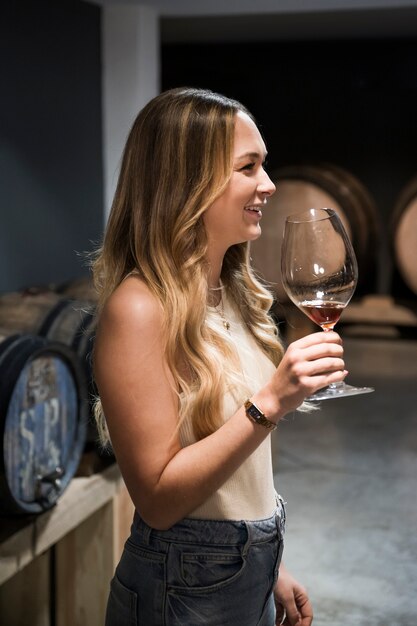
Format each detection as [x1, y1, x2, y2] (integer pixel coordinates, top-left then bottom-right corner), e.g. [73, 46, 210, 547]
[0, 550, 50, 626]
[0, 517, 36, 587]
[55, 502, 114, 626]
[34, 463, 121, 555]
[0, 463, 123, 585]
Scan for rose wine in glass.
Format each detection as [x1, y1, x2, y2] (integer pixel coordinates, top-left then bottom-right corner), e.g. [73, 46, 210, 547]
[281, 207, 374, 400]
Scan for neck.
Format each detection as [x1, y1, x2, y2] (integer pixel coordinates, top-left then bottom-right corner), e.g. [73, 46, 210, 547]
[206, 246, 225, 292]
[206, 262, 224, 307]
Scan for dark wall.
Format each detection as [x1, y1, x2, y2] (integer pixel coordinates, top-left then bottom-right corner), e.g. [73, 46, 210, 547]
[0, 1, 103, 293]
[162, 38, 417, 294]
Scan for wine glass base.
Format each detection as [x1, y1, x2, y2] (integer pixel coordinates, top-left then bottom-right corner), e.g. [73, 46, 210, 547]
[308, 384, 375, 401]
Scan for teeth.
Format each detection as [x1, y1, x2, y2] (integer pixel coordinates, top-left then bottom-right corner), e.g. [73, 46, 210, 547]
[245, 206, 260, 212]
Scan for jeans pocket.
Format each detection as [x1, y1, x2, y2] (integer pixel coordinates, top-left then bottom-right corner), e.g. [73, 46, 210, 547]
[179, 550, 246, 592]
[105, 574, 138, 626]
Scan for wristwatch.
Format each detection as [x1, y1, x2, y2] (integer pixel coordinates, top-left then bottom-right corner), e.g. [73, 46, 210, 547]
[244, 399, 277, 431]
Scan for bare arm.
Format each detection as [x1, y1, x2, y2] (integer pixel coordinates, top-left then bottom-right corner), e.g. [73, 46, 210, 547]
[94, 278, 345, 530]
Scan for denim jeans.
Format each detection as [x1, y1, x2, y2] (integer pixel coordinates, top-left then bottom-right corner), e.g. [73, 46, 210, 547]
[105, 497, 286, 626]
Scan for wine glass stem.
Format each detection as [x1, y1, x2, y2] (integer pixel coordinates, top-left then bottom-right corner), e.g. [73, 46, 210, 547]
[321, 325, 344, 390]
[328, 382, 343, 390]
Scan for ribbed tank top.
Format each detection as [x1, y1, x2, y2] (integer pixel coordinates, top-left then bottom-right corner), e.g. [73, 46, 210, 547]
[179, 293, 277, 521]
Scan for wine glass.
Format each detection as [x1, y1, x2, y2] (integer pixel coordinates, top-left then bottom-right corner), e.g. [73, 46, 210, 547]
[281, 207, 374, 400]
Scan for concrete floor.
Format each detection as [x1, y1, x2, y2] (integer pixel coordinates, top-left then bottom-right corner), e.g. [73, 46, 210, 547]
[272, 336, 417, 626]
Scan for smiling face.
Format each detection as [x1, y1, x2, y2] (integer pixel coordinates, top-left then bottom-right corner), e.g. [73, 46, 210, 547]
[203, 111, 276, 259]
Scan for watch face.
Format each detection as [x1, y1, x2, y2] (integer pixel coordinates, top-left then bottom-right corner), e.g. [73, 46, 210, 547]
[247, 404, 261, 420]
[245, 400, 276, 431]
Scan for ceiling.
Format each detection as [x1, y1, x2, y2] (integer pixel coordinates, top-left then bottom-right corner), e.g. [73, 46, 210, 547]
[89, 0, 417, 15]
[87, 0, 417, 41]
[161, 6, 417, 42]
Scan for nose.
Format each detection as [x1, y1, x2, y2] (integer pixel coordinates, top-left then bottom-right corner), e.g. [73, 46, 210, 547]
[258, 168, 276, 198]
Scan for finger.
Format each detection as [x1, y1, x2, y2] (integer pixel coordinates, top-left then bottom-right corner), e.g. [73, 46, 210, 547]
[275, 603, 286, 625]
[296, 594, 313, 625]
[285, 354, 345, 382]
[286, 338, 344, 365]
[281, 598, 301, 626]
[303, 356, 345, 376]
[310, 368, 348, 391]
[291, 330, 342, 349]
[301, 342, 344, 361]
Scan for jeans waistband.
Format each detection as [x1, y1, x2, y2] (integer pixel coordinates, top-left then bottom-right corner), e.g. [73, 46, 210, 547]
[133, 497, 286, 548]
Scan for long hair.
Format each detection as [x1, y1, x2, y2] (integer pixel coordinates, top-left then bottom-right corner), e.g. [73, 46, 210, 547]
[92, 87, 284, 444]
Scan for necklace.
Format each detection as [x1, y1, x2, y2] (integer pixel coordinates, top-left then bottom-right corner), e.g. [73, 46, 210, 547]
[215, 298, 231, 333]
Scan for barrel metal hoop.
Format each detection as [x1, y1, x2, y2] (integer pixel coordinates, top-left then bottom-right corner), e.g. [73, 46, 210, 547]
[37, 298, 74, 337]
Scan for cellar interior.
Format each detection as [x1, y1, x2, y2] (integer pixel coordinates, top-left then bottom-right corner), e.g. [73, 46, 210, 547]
[1, 2, 417, 625]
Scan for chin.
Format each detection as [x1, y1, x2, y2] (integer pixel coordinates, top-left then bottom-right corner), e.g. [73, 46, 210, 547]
[228, 227, 262, 248]
[247, 226, 262, 241]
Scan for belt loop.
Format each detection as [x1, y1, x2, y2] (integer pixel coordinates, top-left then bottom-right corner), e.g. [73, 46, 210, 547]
[242, 521, 252, 556]
[275, 493, 287, 537]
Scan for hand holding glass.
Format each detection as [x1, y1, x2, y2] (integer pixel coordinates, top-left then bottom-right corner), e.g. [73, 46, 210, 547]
[281, 208, 374, 400]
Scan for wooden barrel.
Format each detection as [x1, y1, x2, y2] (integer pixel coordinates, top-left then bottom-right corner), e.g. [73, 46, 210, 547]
[391, 176, 417, 298]
[251, 163, 380, 301]
[0, 292, 96, 379]
[0, 332, 88, 514]
[56, 276, 98, 302]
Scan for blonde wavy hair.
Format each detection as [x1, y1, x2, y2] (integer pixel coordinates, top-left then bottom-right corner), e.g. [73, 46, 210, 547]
[92, 87, 284, 445]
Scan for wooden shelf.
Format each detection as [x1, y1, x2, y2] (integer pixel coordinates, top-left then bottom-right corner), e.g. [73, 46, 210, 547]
[0, 463, 135, 626]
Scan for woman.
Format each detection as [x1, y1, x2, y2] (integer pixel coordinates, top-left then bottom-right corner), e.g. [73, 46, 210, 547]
[93, 87, 345, 626]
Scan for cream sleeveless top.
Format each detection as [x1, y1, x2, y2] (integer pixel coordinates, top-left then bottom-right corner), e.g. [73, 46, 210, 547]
[179, 293, 277, 521]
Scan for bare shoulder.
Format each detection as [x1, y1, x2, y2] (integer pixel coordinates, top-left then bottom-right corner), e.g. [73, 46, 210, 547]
[97, 275, 163, 338]
[93, 275, 166, 381]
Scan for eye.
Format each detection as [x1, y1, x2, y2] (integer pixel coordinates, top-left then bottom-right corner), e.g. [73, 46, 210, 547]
[262, 159, 269, 170]
[240, 162, 255, 172]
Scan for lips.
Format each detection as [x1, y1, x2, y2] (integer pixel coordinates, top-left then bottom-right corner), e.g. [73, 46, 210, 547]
[244, 205, 263, 216]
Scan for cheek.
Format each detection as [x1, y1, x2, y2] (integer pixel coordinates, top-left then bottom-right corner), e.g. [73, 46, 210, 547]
[202, 202, 223, 236]
[237, 179, 256, 203]
[204, 201, 220, 222]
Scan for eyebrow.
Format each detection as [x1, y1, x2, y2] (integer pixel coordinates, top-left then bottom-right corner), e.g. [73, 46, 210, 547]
[235, 151, 267, 161]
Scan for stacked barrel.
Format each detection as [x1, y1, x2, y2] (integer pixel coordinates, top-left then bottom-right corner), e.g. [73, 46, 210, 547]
[0, 280, 98, 514]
